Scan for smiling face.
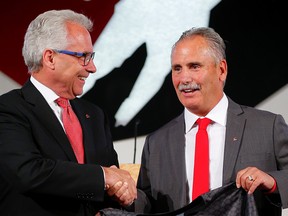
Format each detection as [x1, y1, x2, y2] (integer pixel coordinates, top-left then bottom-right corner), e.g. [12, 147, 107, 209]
[171, 36, 227, 116]
[34, 21, 97, 99]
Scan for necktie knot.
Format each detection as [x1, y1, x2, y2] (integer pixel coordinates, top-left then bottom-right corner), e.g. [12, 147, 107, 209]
[56, 97, 69, 109]
[196, 118, 211, 130]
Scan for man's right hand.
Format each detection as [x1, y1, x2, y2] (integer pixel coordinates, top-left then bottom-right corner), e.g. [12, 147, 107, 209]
[103, 165, 137, 206]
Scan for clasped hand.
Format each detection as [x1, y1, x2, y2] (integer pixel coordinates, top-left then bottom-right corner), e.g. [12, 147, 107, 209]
[103, 165, 137, 206]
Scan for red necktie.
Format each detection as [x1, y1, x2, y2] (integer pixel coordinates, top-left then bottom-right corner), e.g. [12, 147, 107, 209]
[192, 117, 211, 200]
[56, 97, 84, 164]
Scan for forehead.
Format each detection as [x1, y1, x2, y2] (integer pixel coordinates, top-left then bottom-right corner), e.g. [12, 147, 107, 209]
[173, 36, 208, 52]
[66, 22, 93, 50]
[171, 37, 211, 63]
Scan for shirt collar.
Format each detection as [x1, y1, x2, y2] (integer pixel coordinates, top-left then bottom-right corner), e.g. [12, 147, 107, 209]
[184, 94, 228, 133]
[30, 76, 59, 104]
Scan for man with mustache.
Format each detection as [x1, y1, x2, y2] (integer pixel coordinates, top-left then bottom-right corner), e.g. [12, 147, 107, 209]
[134, 27, 288, 215]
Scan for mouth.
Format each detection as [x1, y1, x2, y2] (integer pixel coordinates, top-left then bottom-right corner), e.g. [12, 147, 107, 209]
[182, 88, 197, 93]
[78, 76, 87, 81]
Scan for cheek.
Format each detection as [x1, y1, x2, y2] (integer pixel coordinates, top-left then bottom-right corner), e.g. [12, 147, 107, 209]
[61, 73, 75, 85]
[63, 68, 80, 81]
[172, 74, 179, 87]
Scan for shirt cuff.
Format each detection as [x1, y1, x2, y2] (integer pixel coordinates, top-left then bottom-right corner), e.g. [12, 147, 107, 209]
[101, 166, 109, 190]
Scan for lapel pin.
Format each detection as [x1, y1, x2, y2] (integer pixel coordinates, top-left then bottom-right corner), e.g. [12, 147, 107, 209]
[85, 114, 90, 119]
[233, 137, 237, 141]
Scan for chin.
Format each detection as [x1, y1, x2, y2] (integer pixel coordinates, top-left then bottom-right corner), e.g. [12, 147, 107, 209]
[184, 101, 199, 110]
[74, 89, 83, 97]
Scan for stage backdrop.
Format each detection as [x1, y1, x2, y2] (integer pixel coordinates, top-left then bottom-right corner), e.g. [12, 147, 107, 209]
[0, 0, 287, 166]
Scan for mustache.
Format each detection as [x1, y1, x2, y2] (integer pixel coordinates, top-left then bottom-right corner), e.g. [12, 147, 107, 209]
[178, 82, 201, 91]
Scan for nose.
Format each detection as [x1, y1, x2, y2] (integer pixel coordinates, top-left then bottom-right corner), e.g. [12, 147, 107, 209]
[179, 68, 193, 83]
[85, 59, 97, 73]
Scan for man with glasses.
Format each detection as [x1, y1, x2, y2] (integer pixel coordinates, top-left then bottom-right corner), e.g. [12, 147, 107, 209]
[0, 9, 136, 216]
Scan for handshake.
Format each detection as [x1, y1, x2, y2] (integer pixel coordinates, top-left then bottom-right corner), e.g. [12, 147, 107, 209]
[103, 165, 137, 207]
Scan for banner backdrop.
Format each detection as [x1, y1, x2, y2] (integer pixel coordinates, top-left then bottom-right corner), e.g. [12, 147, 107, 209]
[0, 0, 287, 141]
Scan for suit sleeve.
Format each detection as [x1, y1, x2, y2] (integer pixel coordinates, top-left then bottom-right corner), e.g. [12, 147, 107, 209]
[0, 95, 107, 202]
[267, 114, 288, 208]
[134, 136, 152, 213]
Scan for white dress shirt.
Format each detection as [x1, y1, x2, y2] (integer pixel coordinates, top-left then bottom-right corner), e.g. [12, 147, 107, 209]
[30, 76, 63, 128]
[185, 94, 228, 202]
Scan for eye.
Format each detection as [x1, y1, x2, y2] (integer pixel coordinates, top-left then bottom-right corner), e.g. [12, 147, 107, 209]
[172, 65, 181, 73]
[189, 63, 200, 70]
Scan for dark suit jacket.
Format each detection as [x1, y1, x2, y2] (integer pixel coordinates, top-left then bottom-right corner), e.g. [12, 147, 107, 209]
[0, 80, 120, 216]
[135, 97, 288, 216]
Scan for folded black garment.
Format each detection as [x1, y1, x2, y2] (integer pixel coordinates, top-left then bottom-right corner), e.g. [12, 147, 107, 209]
[99, 182, 258, 216]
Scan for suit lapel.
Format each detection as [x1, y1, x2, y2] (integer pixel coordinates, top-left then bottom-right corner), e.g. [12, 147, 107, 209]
[223, 98, 246, 184]
[21, 81, 77, 162]
[169, 113, 189, 206]
[171, 114, 187, 177]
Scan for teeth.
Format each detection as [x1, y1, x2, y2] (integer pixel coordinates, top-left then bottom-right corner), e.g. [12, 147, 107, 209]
[184, 89, 192, 92]
[79, 77, 86, 81]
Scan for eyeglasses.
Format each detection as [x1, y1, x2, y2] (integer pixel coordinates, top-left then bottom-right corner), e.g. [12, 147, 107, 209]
[53, 49, 95, 66]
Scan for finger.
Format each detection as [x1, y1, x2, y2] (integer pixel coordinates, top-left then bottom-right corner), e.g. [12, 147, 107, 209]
[236, 168, 249, 188]
[117, 181, 136, 205]
[248, 172, 267, 195]
[119, 188, 129, 202]
[248, 178, 259, 194]
[112, 181, 136, 207]
[119, 189, 135, 206]
[106, 181, 123, 196]
[244, 173, 257, 191]
[244, 175, 255, 192]
[127, 180, 137, 198]
[237, 170, 250, 190]
[114, 182, 129, 199]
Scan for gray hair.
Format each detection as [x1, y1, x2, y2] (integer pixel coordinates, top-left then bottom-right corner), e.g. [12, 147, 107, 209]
[22, 9, 93, 73]
[171, 27, 226, 64]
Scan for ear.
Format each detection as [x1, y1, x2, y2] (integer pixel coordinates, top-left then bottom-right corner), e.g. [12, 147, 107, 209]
[219, 59, 228, 82]
[42, 49, 56, 70]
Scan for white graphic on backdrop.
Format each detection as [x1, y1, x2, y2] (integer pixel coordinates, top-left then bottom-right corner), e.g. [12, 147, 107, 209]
[83, 0, 220, 126]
